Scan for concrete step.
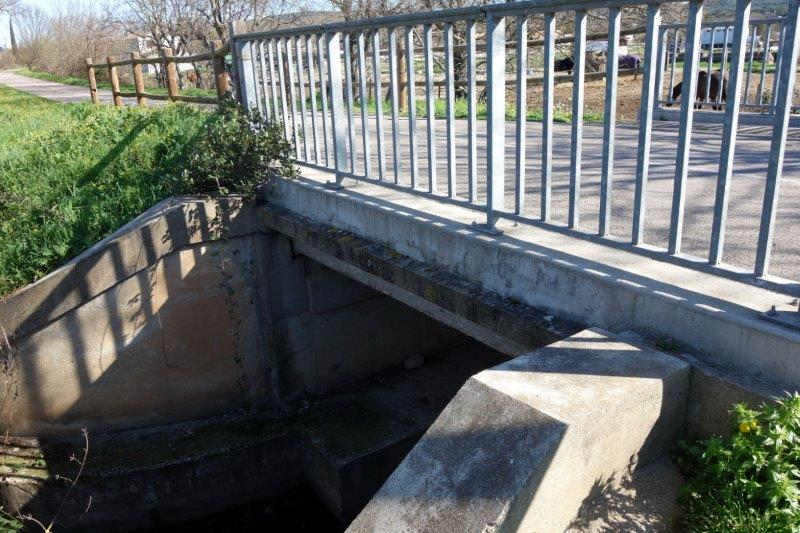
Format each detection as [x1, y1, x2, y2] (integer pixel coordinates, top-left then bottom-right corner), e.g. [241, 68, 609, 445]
[347, 328, 690, 533]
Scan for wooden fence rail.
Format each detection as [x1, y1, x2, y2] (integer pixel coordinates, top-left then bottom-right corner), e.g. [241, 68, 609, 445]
[85, 41, 231, 107]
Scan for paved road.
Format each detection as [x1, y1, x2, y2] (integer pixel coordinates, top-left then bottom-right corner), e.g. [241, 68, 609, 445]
[2, 69, 799, 281]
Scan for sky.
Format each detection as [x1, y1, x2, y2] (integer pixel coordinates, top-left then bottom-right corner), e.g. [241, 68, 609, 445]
[1, 0, 84, 48]
[0, 0, 334, 48]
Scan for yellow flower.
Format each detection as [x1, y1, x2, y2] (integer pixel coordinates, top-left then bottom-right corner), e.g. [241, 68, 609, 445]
[750, 420, 758, 431]
[739, 422, 752, 433]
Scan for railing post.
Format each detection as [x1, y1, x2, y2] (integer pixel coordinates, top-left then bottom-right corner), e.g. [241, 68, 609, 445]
[161, 48, 180, 102]
[326, 31, 348, 186]
[631, 3, 662, 245]
[600, 7, 621, 237]
[106, 56, 123, 107]
[211, 40, 229, 101]
[569, 9, 587, 229]
[709, 0, 752, 265]
[484, 11, 506, 230]
[755, 0, 800, 277]
[667, 0, 703, 255]
[131, 52, 146, 107]
[85, 58, 99, 105]
[232, 35, 256, 111]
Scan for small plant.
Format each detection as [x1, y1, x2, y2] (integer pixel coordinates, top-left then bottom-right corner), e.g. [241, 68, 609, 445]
[678, 393, 800, 532]
[175, 98, 297, 197]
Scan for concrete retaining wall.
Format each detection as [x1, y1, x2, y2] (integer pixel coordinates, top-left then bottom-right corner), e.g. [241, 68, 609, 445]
[1, 198, 462, 436]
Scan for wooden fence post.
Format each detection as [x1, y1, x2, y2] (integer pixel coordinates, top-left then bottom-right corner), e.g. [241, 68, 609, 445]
[106, 56, 123, 107]
[131, 52, 146, 107]
[211, 40, 229, 101]
[85, 58, 99, 104]
[161, 48, 179, 101]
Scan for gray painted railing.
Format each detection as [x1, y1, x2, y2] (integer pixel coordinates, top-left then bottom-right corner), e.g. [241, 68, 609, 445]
[231, 0, 800, 285]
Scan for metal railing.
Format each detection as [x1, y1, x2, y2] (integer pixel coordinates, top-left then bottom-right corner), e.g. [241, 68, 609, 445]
[231, 0, 800, 286]
[654, 16, 795, 124]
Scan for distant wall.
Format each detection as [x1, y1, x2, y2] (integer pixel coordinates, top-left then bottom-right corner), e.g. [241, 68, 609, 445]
[1, 198, 461, 436]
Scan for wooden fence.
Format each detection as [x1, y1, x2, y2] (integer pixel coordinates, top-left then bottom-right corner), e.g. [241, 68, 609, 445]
[85, 41, 230, 107]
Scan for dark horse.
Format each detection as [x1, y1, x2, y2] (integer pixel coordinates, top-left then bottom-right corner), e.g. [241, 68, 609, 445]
[670, 70, 728, 110]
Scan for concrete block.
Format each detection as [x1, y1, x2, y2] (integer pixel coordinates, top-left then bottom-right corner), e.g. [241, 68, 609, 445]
[347, 329, 689, 533]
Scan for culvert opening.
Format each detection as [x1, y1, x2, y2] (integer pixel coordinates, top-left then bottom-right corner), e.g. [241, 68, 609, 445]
[3, 239, 509, 532]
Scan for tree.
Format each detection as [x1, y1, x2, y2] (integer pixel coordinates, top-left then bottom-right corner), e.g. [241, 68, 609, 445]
[15, 6, 50, 69]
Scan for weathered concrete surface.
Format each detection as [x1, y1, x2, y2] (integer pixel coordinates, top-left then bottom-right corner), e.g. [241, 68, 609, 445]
[267, 173, 800, 393]
[2, 339, 505, 531]
[2, 198, 464, 436]
[566, 457, 684, 532]
[347, 329, 689, 533]
[261, 206, 582, 356]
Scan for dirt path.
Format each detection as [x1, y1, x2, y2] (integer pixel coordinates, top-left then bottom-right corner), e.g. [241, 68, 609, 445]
[0, 70, 141, 105]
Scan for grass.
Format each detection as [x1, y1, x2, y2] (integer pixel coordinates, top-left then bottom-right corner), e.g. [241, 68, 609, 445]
[0, 85, 209, 295]
[15, 68, 216, 99]
[308, 93, 604, 123]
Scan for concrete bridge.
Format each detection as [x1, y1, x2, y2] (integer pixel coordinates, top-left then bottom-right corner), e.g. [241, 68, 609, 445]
[3, 0, 800, 529]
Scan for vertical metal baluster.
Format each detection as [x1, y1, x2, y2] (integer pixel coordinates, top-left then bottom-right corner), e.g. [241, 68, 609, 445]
[327, 32, 348, 185]
[515, 15, 528, 215]
[318, 35, 331, 167]
[296, 37, 309, 161]
[755, 0, 800, 277]
[389, 28, 401, 183]
[277, 39, 291, 142]
[744, 25, 758, 105]
[467, 19, 478, 203]
[485, 12, 506, 227]
[718, 26, 730, 106]
[771, 24, 786, 111]
[306, 36, 320, 163]
[709, 0, 752, 265]
[569, 10, 587, 229]
[654, 28, 667, 105]
[542, 12, 555, 222]
[406, 25, 419, 189]
[358, 32, 372, 178]
[445, 22, 456, 198]
[268, 40, 280, 126]
[373, 30, 387, 181]
[257, 41, 271, 120]
[667, 0, 703, 255]
[758, 24, 772, 105]
[668, 29, 679, 104]
[249, 41, 265, 117]
[424, 24, 437, 193]
[286, 38, 300, 158]
[632, 3, 663, 245]
[344, 33, 357, 173]
[705, 27, 715, 103]
[600, 7, 620, 237]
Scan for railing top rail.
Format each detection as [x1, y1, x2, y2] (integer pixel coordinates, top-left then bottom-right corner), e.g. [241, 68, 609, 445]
[232, 0, 684, 41]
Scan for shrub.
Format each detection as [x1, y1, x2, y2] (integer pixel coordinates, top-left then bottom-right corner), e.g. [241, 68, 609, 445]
[0, 87, 295, 296]
[678, 393, 800, 532]
[176, 98, 297, 197]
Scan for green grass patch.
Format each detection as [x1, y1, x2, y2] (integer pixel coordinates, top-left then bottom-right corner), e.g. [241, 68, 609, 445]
[15, 68, 216, 99]
[0, 87, 293, 295]
[678, 394, 800, 532]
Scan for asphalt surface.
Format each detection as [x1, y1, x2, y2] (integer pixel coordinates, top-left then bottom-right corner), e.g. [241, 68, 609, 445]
[2, 69, 798, 281]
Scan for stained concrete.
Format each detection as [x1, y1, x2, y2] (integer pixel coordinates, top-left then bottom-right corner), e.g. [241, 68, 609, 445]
[347, 329, 689, 533]
[267, 172, 800, 396]
[1, 339, 505, 531]
[2, 198, 464, 436]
